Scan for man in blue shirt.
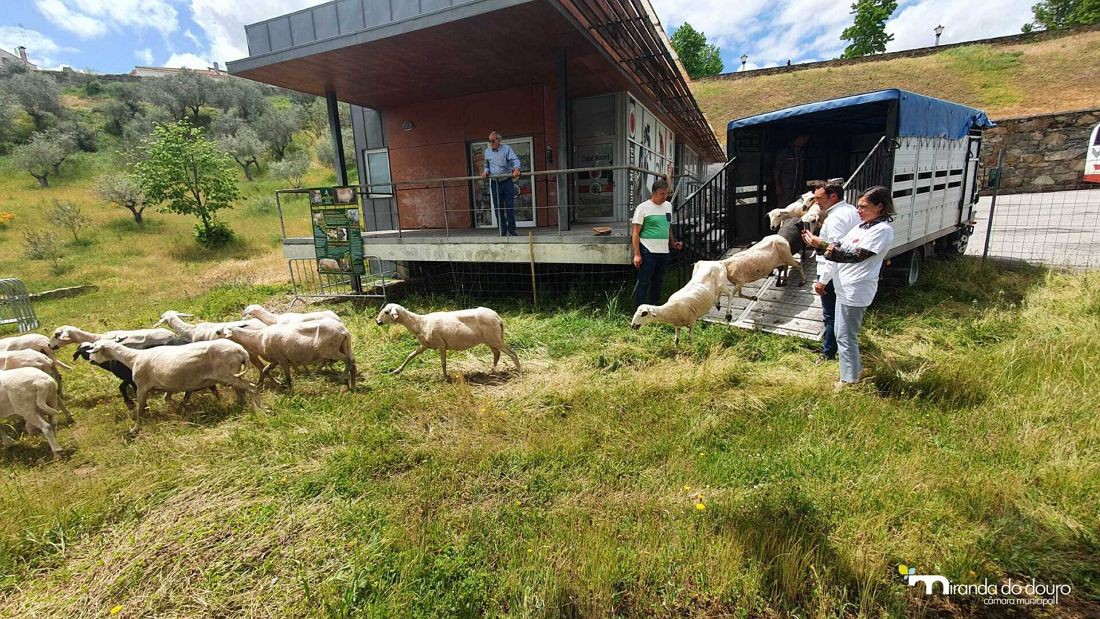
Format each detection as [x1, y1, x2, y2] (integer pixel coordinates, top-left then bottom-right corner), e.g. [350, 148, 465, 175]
[481, 131, 522, 236]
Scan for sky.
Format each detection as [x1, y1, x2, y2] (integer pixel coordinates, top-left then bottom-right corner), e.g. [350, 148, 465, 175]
[0, 0, 1036, 74]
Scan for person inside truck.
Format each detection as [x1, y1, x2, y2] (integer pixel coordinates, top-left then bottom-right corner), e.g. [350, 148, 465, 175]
[801, 185, 895, 391]
[773, 133, 810, 206]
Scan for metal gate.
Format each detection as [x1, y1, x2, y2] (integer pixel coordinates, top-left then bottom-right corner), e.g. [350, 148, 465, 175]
[0, 278, 38, 333]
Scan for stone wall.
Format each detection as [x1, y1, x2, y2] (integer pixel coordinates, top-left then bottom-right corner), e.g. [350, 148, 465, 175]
[981, 108, 1098, 194]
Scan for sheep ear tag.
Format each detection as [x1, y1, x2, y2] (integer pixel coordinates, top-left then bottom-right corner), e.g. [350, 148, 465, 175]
[390, 310, 399, 320]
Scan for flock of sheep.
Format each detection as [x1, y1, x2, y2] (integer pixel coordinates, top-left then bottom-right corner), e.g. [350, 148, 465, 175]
[0, 193, 824, 457]
[0, 303, 519, 456]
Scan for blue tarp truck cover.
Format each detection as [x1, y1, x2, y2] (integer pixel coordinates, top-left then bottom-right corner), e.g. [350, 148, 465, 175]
[727, 89, 993, 140]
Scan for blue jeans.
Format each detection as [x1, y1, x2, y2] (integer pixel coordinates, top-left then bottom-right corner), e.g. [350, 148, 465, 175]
[836, 302, 868, 383]
[821, 280, 837, 359]
[490, 178, 516, 235]
[634, 246, 670, 309]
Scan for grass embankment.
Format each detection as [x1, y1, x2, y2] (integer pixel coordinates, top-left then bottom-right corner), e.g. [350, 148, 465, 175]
[0, 245, 1096, 615]
[694, 30, 1100, 140]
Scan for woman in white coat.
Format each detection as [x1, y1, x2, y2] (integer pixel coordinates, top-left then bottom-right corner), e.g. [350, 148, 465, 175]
[802, 186, 895, 390]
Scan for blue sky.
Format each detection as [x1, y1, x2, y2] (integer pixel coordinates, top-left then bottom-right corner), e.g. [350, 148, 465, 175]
[0, 0, 1035, 74]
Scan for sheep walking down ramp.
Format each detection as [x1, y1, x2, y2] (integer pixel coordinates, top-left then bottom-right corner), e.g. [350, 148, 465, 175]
[375, 303, 521, 380]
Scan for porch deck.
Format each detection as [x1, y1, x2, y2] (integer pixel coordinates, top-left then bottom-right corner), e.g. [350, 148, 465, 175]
[281, 222, 634, 264]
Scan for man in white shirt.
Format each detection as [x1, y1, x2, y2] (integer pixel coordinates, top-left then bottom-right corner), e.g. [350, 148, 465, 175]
[809, 181, 860, 362]
[631, 178, 683, 309]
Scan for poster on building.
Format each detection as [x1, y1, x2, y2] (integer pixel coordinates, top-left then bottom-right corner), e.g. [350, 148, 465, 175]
[309, 186, 365, 275]
[574, 143, 614, 219]
[625, 95, 674, 206]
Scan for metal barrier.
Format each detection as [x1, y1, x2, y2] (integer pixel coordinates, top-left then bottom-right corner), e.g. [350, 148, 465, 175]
[0, 278, 38, 333]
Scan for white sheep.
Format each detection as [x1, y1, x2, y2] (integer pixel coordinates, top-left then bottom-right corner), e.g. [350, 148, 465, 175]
[0, 349, 68, 400]
[154, 311, 265, 341]
[766, 191, 816, 230]
[0, 333, 70, 369]
[0, 367, 65, 455]
[49, 325, 181, 350]
[241, 304, 341, 325]
[87, 339, 259, 430]
[717, 235, 805, 313]
[318, 258, 341, 271]
[218, 318, 356, 390]
[375, 303, 521, 379]
[631, 260, 727, 346]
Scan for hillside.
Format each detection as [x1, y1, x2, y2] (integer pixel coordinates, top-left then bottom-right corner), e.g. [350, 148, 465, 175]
[693, 29, 1100, 142]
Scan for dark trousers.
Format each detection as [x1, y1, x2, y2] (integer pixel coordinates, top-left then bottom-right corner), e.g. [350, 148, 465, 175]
[490, 178, 516, 235]
[821, 280, 837, 359]
[634, 246, 670, 309]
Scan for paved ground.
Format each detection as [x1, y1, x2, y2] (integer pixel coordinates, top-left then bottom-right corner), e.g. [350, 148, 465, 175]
[966, 187, 1100, 269]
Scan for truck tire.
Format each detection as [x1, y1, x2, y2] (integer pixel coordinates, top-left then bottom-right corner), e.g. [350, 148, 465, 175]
[883, 250, 921, 287]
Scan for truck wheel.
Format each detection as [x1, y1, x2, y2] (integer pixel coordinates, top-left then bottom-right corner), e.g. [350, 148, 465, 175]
[905, 251, 922, 286]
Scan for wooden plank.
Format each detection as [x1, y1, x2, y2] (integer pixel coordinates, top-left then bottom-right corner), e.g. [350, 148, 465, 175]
[738, 314, 823, 334]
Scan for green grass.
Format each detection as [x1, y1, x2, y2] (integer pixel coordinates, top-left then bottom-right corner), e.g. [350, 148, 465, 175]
[0, 94, 1097, 615]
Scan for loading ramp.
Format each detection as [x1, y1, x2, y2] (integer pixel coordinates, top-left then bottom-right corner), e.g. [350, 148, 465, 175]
[701, 248, 825, 341]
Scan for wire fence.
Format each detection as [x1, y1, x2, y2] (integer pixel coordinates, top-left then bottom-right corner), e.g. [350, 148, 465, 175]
[407, 261, 635, 308]
[969, 148, 1100, 270]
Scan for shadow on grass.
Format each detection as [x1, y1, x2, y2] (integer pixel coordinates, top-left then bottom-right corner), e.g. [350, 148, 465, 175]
[103, 217, 168, 235]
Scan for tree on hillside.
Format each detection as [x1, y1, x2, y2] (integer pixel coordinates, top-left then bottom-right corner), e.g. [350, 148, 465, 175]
[144, 70, 212, 121]
[840, 0, 898, 58]
[95, 172, 148, 224]
[136, 121, 241, 247]
[670, 23, 724, 78]
[269, 150, 311, 188]
[48, 200, 91, 243]
[213, 79, 270, 121]
[218, 125, 264, 181]
[2, 72, 61, 130]
[1022, 0, 1100, 31]
[12, 130, 75, 188]
[256, 105, 302, 160]
[100, 82, 145, 136]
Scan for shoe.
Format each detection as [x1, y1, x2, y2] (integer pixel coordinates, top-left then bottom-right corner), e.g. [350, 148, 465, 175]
[833, 379, 857, 392]
[813, 354, 835, 365]
[508, 231, 518, 236]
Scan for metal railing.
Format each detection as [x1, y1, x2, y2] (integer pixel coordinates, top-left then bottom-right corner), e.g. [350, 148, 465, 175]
[275, 165, 699, 241]
[843, 136, 891, 201]
[673, 157, 737, 260]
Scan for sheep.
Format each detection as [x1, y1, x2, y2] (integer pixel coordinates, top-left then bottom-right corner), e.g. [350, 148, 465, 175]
[774, 219, 817, 287]
[0, 333, 70, 369]
[241, 304, 341, 325]
[0, 349, 68, 400]
[72, 341, 218, 409]
[217, 319, 356, 390]
[318, 258, 341, 271]
[766, 191, 816, 230]
[631, 260, 726, 346]
[375, 303, 520, 379]
[717, 235, 805, 315]
[153, 311, 265, 342]
[0, 367, 64, 455]
[86, 339, 258, 430]
[48, 325, 179, 350]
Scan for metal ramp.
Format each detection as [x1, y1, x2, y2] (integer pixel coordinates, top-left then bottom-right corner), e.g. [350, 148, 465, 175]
[701, 249, 825, 341]
[0, 278, 39, 333]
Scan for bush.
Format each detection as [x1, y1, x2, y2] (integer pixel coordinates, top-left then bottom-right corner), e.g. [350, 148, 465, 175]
[194, 218, 235, 247]
[84, 80, 103, 96]
[22, 230, 66, 274]
[48, 200, 91, 242]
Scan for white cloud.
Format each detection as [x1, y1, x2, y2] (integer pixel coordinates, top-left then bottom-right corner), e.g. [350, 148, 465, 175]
[184, 29, 203, 49]
[652, 0, 1034, 68]
[34, 0, 179, 39]
[135, 47, 154, 65]
[188, 0, 326, 67]
[0, 25, 79, 67]
[164, 52, 211, 70]
[885, 0, 1034, 51]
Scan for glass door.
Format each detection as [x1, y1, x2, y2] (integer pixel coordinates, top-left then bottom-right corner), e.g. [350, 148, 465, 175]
[469, 137, 536, 229]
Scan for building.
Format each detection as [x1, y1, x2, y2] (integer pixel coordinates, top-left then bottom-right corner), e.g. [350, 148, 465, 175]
[0, 46, 37, 71]
[227, 0, 724, 269]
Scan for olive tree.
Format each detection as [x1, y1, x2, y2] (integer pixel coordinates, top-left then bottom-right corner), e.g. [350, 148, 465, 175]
[136, 120, 240, 247]
[3, 72, 61, 130]
[12, 130, 75, 188]
[218, 125, 264, 181]
[95, 172, 147, 224]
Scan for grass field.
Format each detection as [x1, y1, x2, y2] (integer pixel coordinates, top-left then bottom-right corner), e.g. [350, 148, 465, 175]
[0, 142, 1097, 616]
[693, 30, 1100, 143]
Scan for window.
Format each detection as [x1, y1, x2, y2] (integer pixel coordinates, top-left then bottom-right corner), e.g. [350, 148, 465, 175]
[364, 149, 392, 197]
